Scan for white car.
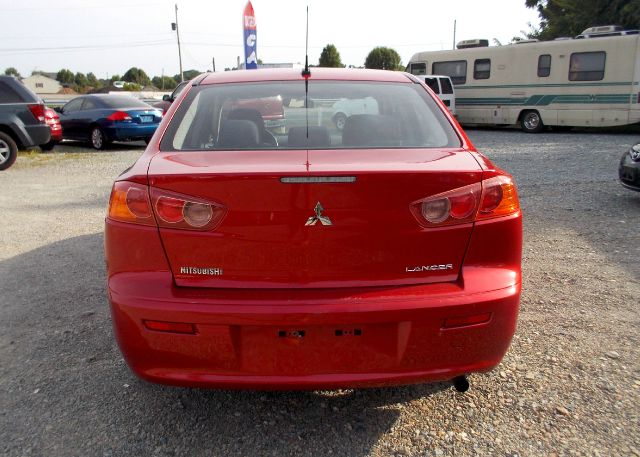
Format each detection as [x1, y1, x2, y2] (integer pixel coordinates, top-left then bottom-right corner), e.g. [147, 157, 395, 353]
[331, 96, 379, 130]
[417, 75, 456, 116]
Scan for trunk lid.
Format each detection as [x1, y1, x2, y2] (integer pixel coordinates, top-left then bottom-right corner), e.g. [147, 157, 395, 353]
[126, 108, 163, 125]
[148, 148, 482, 289]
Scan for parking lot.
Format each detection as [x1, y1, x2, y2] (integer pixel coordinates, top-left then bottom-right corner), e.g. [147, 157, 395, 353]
[1, 130, 639, 456]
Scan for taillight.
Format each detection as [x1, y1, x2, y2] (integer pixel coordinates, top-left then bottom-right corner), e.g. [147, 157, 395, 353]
[107, 111, 132, 122]
[477, 175, 520, 220]
[107, 182, 155, 226]
[107, 182, 227, 231]
[411, 174, 520, 227]
[28, 104, 46, 123]
[411, 183, 482, 227]
[151, 188, 226, 231]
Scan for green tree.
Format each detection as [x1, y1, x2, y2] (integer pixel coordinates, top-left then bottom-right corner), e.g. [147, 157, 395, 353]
[364, 47, 403, 70]
[318, 44, 344, 68]
[86, 72, 101, 88]
[56, 68, 75, 85]
[152, 76, 177, 90]
[123, 82, 142, 91]
[174, 69, 201, 82]
[109, 74, 122, 84]
[123, 67, 151, 86]
[525, 0, 640, 40]
[4, 67, 21, 78]
[74, 72, 88, 87]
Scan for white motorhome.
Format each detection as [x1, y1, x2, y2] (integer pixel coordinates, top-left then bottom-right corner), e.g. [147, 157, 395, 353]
[407, 27, 640, 132]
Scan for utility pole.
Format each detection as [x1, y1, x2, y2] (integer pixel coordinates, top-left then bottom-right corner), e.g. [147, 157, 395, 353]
[172, 4, 184, 82]
[161, 68, 165, 90]
[453, 19, 457, 50]
[212, 57, 216, 72]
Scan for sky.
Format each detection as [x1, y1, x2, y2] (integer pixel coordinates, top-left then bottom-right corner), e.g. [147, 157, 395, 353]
[1, 0, 541, 79]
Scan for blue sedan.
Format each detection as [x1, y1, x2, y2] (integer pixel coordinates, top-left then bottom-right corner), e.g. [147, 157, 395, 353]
[57, 94, 163, 149]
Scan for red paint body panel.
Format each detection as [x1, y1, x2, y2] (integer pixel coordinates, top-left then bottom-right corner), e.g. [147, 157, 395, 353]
[148, 148, 483, 288]
[105, 68, 522, 390]
[105, 210, 521, 389]
[198, 68, 413, 85]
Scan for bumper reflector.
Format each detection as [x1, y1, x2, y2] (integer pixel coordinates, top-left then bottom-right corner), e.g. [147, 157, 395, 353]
[443, 312, 492, 329]
[143, 320, 196, 334]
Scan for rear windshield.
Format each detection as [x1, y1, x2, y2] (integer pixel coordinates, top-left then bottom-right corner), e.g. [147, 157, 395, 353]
[160, 81, 460, 151]
[99, 96, 151, 109]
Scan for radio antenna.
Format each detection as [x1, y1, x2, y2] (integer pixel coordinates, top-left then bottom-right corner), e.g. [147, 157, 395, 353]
[302, 6, 311, 78]
[302, 5, 310, 148]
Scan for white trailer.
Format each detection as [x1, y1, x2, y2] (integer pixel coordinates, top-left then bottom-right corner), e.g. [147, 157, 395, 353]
[407, 28, 640, 132]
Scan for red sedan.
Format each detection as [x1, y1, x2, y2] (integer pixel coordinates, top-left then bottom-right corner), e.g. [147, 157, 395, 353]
[41, 107, 62, 151]
[105, 68, 522, 391]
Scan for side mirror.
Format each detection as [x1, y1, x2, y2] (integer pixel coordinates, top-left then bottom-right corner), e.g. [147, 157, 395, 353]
[162, 94, 171, 102]
[54, 106, 63, 114]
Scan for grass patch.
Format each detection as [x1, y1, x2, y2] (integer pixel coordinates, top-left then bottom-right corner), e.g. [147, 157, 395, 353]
[16, 148, 96, 167]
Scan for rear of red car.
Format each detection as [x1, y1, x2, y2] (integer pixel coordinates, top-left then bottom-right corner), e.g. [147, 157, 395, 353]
[44, 108, 62, 142]
[105, 69, 521, 390]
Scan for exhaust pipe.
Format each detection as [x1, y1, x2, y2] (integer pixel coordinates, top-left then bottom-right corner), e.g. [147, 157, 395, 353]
[452, 375, 469, 393]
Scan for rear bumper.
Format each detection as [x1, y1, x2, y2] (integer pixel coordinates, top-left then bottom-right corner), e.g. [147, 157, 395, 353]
[49, 129, 63, 143]
[23, 124, 51, 147]
[104, 124, 158, 141]
[108, 270, 521, 390]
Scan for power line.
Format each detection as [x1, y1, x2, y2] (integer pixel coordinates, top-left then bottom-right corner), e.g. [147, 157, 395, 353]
[183, 41, 445, 49]
[2, 31, 172, 41]
[0, 40, 174, 54]
[2, 1, 162, 12]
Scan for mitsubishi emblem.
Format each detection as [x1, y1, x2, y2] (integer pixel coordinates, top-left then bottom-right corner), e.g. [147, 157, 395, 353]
[305, 202, 332, 226]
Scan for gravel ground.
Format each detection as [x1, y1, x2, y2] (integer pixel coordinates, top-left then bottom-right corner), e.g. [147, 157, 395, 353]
[0, 132, 639, 457]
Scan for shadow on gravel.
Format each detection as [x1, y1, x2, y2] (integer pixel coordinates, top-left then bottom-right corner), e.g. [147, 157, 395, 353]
[469, 129, 640, 280]
[0, 234, 448, 457]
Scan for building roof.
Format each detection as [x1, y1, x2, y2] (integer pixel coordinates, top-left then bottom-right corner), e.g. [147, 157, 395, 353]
[22, 74, 60, 84]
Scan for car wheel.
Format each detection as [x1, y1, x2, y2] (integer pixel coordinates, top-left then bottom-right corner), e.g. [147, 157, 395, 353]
[520, 110, 544, 133]
[0, 132, 18, 170]
[90, 126, 107, 150]
[333, 113, 347, 131]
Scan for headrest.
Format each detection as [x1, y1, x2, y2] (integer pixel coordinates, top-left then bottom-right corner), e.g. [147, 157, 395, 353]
[218, 120, 259, 148]
[227, 108, 265, 130]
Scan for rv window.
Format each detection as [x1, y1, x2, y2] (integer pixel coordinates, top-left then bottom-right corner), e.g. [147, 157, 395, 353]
[474, 59, 491, 80]
[432, 60, 467, 85]
[569, 52, 605, 81]
[424, 77, 440, 94]
[409, 63, 427, 75]
[440, 78, 454, 94]
[538, 55, 551, 77]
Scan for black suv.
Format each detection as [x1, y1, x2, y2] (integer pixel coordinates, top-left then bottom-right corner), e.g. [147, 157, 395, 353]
[0, 76, 51, 170]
